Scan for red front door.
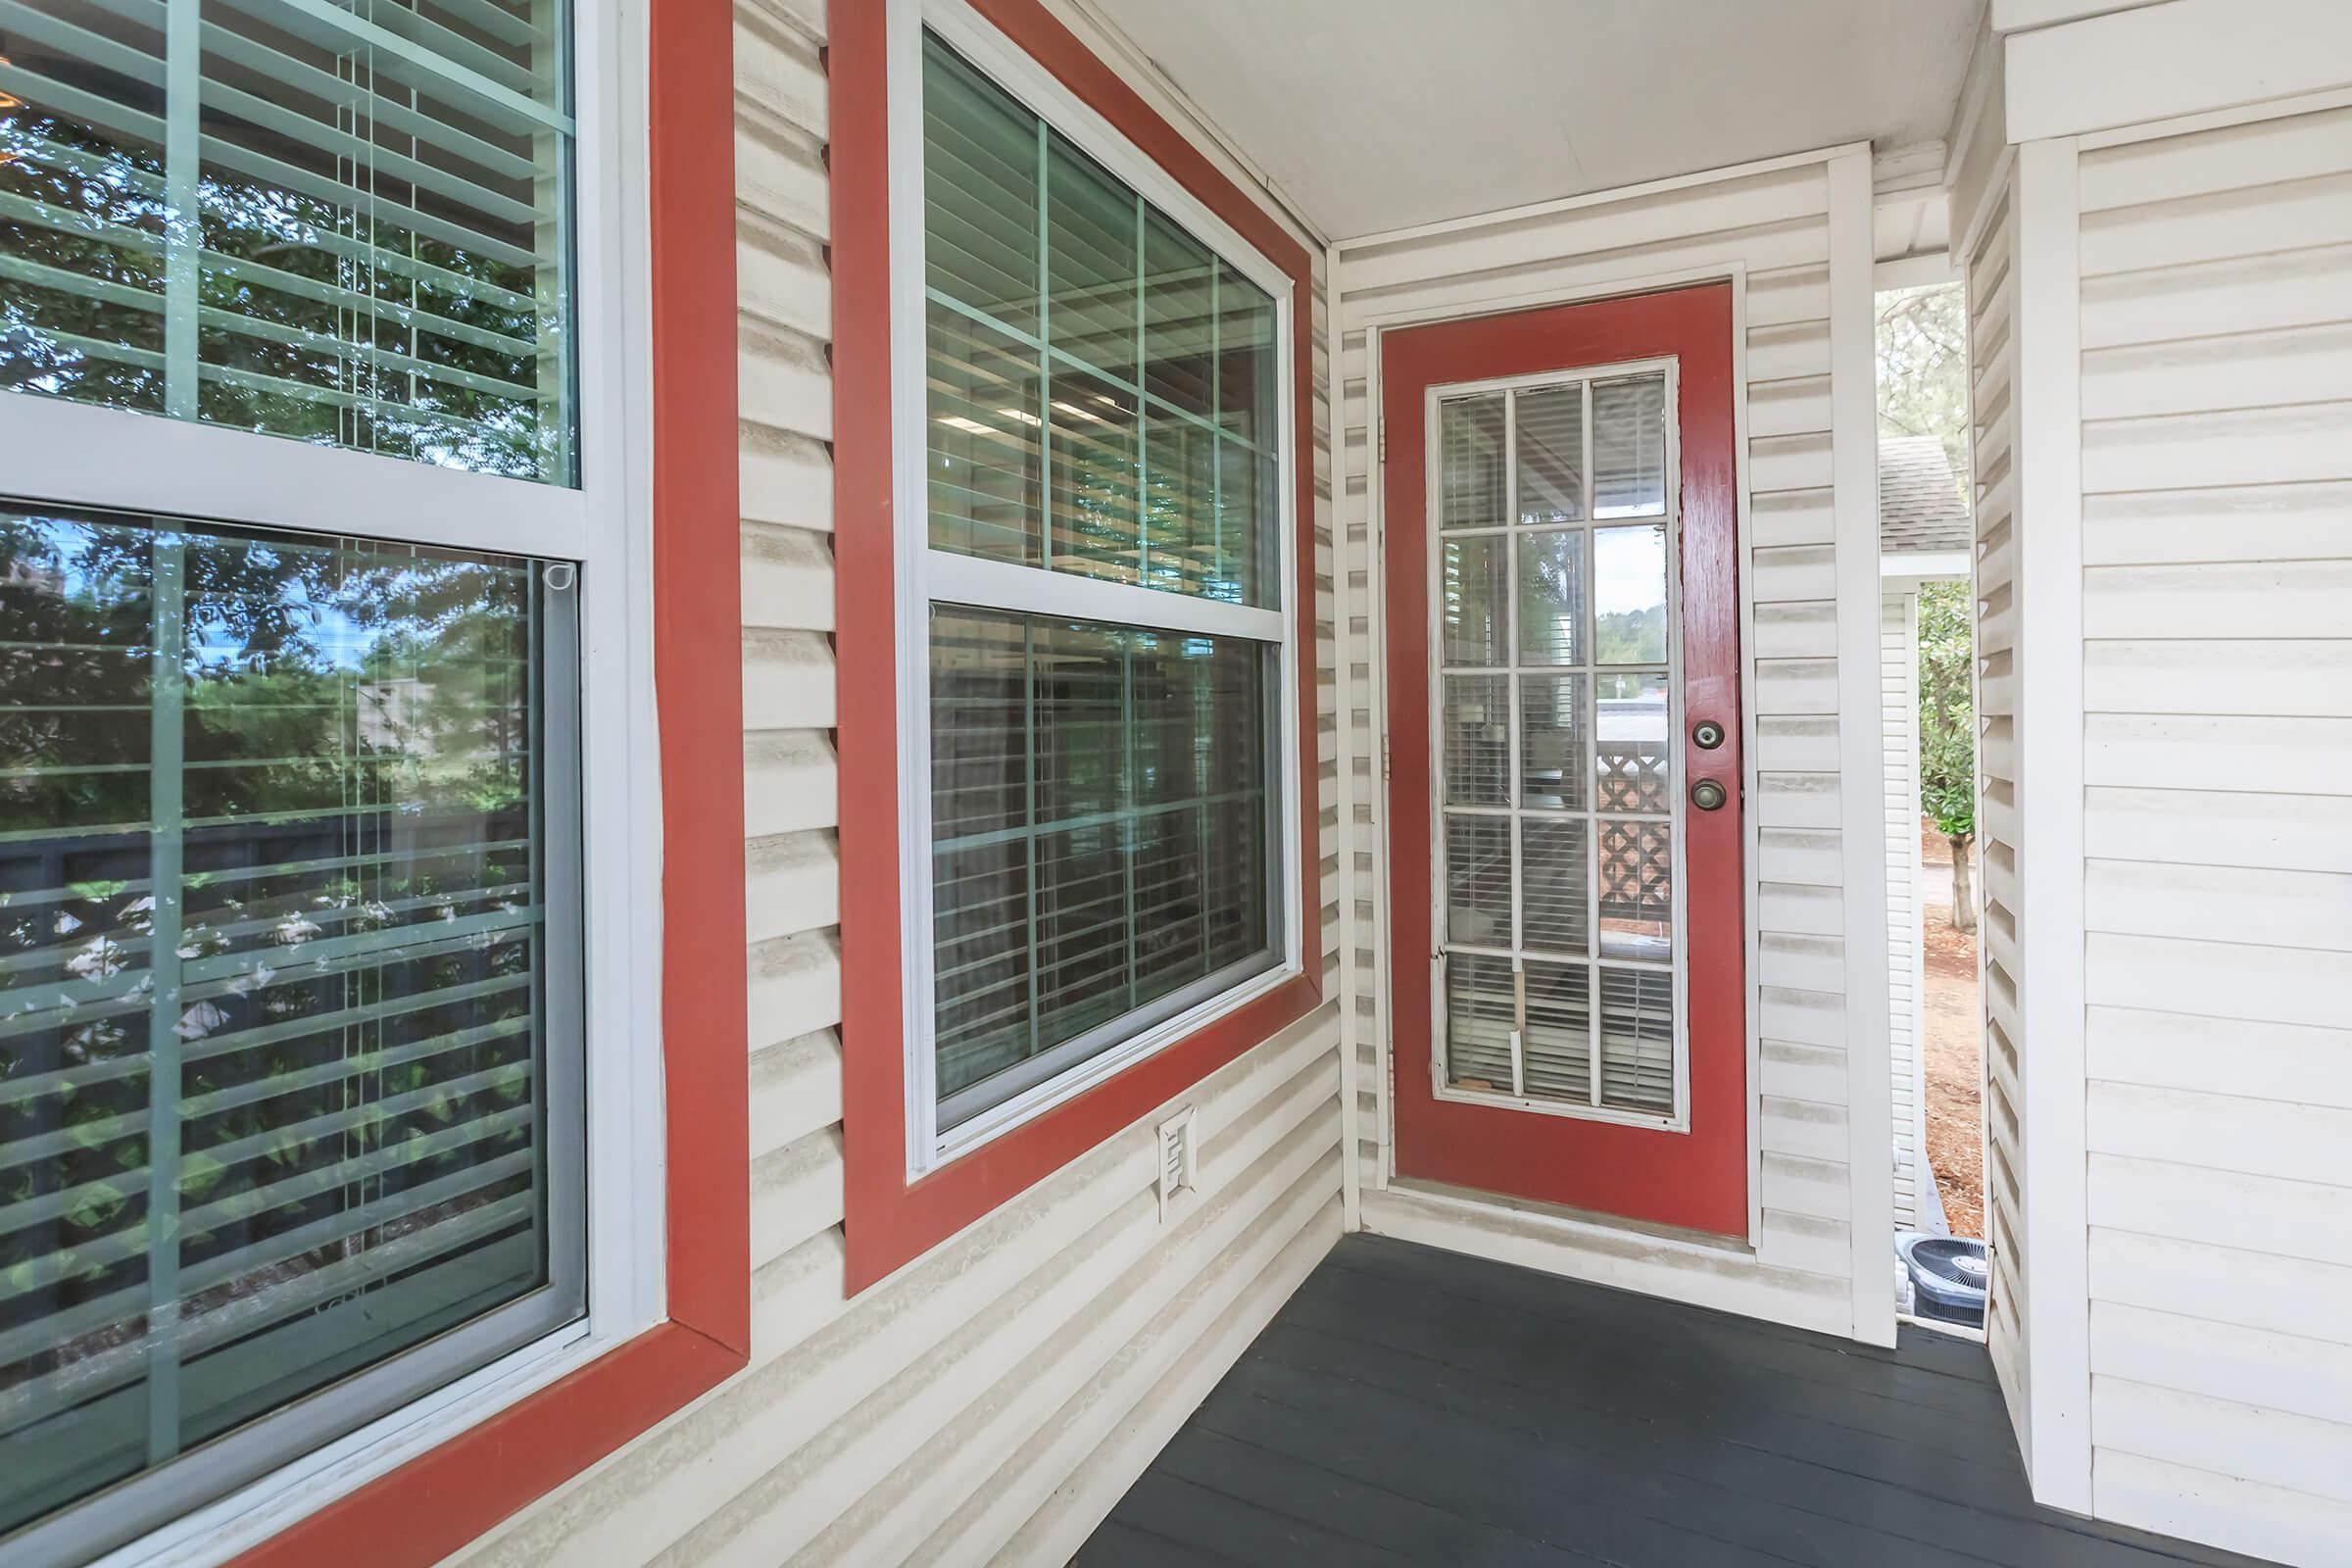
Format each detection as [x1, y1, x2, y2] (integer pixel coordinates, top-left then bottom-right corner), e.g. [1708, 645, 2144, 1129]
[1385, 282, 1747, 1238]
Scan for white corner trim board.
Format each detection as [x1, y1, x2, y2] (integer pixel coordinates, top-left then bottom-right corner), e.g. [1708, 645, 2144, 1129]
[2011, 134, 2094, 1516]
[1829, 148, 1899, 1350]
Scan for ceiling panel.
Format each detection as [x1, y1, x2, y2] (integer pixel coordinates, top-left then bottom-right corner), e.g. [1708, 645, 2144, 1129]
[1089, 0, 1985, 239]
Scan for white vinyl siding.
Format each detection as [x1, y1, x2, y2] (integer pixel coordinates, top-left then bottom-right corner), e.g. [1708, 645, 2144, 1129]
[1882, 589, 1926, 1235]
[1963, 171, 2033, 1451]
[441, 4, 1348, 1563]
[1337, 155, 1886, 1337]
[2073, 103, 2352, 1567]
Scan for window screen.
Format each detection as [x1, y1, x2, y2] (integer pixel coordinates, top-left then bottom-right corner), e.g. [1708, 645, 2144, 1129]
[918, 32, 1284, 1135]
[0, 0, 575, 483]
[0, 503, 583, 1561]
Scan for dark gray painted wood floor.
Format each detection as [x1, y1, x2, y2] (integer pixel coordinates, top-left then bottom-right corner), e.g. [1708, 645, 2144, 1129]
[1077, 1234, 2279, 1568]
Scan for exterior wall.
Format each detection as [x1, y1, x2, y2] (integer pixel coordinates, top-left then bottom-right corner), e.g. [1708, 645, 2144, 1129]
[1335, 153, 1896, 1342]
[1881, 588, 1926, 1235]
[443, 4, 1348, 1563]
[1966, 1, 2352, 1544]
[2071, 102, 2352, 1567]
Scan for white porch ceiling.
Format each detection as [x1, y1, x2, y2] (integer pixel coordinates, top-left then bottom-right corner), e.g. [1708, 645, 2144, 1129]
[1088, 0, 1987, 241]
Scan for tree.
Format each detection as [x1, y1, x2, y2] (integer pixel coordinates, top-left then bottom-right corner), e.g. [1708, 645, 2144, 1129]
[1877, 284, 1970, 481]
[1917, 581, 1977, 934]
[1878, 281, 1978, 934]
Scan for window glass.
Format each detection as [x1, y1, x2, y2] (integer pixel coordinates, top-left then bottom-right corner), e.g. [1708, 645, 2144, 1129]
[920, 32, 1277, 609]
[0, 504, 582, 1555]
[917, 31, 1290, 1142]
[928, 608, 1276, 1125]
[0, 0, 576, 483]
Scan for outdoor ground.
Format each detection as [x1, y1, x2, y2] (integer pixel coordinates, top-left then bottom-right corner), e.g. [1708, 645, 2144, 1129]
[1919, 819, 1984, 1239]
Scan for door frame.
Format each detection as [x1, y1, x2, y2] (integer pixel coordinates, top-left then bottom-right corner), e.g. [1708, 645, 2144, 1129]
[1360, 266, 1767, 1249]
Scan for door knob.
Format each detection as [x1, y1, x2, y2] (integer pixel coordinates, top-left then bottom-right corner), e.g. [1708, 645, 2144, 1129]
[1690, 778, 1728, 811]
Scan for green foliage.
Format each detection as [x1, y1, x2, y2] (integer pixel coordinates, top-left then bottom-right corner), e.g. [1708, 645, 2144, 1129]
[1595, 607, 1666, 665]
[1877, 284, 1970, 485]
[1918, 581, 1976, 839]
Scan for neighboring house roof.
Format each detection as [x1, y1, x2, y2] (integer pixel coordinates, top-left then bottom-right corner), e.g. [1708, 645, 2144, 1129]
[1879, 434, 1972, 556]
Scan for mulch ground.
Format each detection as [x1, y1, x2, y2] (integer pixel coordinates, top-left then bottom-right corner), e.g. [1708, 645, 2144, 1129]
[1919, 822, 1984, 1240]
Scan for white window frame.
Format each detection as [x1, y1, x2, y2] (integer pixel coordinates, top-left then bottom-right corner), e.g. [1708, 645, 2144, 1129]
[0, 0, 664, 1560]
[885, 0, 1303, 1178]
[1423, 357, 1693, 1135]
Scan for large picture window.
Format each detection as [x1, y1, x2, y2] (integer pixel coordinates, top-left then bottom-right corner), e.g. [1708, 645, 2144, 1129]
[909, 30, 1290, 1153]
[0, 1, 599, 1560]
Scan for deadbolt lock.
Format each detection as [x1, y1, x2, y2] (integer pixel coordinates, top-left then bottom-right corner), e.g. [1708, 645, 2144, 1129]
[1691, 718, 1726, 750]
[1690, 778, 1729, 812]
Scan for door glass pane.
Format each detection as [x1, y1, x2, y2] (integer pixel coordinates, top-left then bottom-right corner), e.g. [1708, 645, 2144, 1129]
[1522, 959, 1592, 1103]
[1595, 670, 1671, 813]
[1520, 817, 1589, 955]
[1519, 674, 1587, 811]
[1439, 394, 1506, 529]
[1441, 537, 1507, 666]
[1517, 529, 1583, 666]
[1599, 966, 1675, 1112]
[1442, 675, 1510, 807]
[1596, 820, 1673, 960]
[1444, 953, 1516, 1092]
[0, 503, 581, 1548]
[1592, 373, 1666, 517]
[1429, 368, 1685, 1125]
[1444, 815, 1512, 948]
[1516, 383, 1584, 524]
[1593, 524, 1668, 664]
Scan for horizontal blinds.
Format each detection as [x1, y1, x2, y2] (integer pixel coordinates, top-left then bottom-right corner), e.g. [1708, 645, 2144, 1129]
[0, 0, 572, 482]
[1434, 376, 1683, 1120]
[921, 30, 1278, 609]
[929, 607, 1274, 1118]
[0, 503, 575, 1539]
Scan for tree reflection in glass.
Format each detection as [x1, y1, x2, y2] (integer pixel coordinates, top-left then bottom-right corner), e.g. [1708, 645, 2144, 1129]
[0, 504, 572, 1534]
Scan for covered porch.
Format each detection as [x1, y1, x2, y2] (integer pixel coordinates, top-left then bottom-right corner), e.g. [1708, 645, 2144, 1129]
[1083, 1237, 2276, 1568]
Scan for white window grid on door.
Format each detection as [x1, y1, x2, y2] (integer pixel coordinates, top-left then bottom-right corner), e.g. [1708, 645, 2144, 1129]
[884, 0, 1304, 1177]
[1423, 356, 1692, 1134]
[0, 0, 663, 1560]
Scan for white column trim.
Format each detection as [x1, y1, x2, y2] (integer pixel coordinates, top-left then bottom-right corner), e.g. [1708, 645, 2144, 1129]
[2013, 134, 2093, 1515]
[1829, 149, 1898, 1349]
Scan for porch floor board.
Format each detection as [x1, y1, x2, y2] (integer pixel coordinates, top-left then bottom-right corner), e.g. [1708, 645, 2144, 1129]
[1078, 1234, 2280, 1568]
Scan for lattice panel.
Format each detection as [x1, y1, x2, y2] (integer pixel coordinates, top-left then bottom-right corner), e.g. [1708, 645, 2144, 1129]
[1596, 740, 1669, 813]
[1597, 818, 1671, 923]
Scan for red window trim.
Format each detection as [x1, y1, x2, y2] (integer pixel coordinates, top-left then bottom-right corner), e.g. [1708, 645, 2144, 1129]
[228, 3, 749, 1562]
[834, 0, 1324, 1293]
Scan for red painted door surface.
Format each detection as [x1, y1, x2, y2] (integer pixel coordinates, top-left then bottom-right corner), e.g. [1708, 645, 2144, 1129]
[1385, 282, 1747, 1238]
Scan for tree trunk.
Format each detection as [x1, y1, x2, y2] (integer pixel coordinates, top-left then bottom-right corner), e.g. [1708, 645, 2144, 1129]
[1947, 833, 1978, 935]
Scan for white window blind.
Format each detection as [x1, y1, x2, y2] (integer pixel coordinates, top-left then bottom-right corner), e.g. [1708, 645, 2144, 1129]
[912, 28, 1288, 1147]
[0, 0, 574, 482]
